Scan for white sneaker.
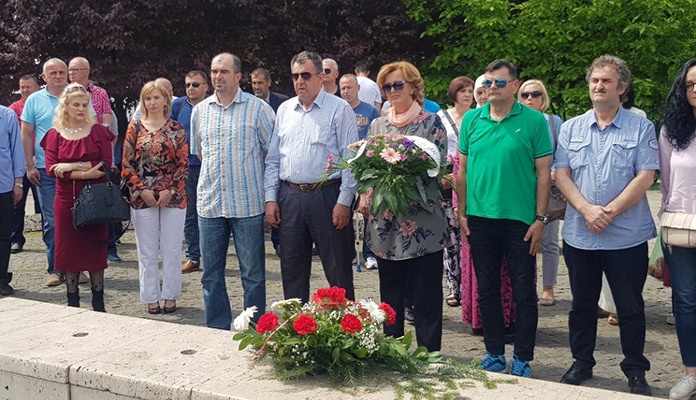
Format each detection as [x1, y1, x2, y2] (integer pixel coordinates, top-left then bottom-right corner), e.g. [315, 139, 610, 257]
[670, 375, 696, 400]
[365, 257, 378, 270]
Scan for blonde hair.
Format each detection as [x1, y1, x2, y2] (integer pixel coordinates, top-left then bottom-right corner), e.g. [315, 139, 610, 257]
[518, 79, 551, 112]
[52, 83, 96, 132]
[376, 61, 425, 106]
[139, 81, 172, 120]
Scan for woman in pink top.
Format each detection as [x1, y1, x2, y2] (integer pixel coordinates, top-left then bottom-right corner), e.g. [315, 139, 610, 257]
[659, 57, 696, 400]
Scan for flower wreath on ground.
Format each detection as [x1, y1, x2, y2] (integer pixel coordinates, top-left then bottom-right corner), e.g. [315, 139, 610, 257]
[233, 286, 441, 383]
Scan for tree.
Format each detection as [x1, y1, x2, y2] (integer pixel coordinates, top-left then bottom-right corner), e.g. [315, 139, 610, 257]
[404, 0, 696, 120]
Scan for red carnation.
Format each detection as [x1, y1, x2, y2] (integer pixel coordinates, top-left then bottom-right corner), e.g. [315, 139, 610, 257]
[379, 302, 397, 326]
[256, 312, 279, 334]
[293, 314, 318, 335]
[340, 314, 363, 334]
[312, 286, 347, 306]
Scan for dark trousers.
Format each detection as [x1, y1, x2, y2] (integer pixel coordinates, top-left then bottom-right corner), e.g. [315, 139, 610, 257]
[468, 216, 538, 361]
[278, 181, 354, 303]
[377, 250, 443, 352]
[0, 191, 13, 282]
[10, 175, 34, 246]
[563, 241, 650, 378]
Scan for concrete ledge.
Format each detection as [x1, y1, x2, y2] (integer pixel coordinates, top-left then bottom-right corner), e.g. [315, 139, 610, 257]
[0, 297, 659, 399]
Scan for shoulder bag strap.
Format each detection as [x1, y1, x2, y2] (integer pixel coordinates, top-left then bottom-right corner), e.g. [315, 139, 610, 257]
[442, 110, 459, 137]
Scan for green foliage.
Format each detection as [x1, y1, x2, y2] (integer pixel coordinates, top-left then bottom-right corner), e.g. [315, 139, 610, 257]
[405, 0, 696, 121]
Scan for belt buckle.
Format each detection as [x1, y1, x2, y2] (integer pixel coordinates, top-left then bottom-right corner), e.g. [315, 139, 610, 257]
[299, 183, 313, 191]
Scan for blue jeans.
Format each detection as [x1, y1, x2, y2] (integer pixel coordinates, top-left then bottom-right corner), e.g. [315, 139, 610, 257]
[35, 168, 56, 273]
[184, 165, 200, 261]
[662, 243, 696, 367]
[199, 214, 266, 330]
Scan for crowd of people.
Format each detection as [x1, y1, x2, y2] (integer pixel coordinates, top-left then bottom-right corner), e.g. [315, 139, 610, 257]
[1, 51, 695, 400]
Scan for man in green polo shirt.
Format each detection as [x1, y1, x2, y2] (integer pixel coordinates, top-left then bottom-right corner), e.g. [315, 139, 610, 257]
[456, 59, 552, 378]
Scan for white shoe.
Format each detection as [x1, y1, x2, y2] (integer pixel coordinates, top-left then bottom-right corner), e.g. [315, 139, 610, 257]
[670, 375, 696, 400]
[365, 257, 378, 270]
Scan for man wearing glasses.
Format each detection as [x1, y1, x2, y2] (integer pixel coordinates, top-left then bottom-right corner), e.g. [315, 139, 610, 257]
[191, 53, 274, 330]
[68, 57, 113, 128]
[457, 59, 552, 377]
[321, 58, 341, 97]
[172, 70, 209, 274]
[264, 51, 359, 304]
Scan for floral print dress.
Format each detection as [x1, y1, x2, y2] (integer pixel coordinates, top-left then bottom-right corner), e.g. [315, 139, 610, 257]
[364, 111, 450, 261]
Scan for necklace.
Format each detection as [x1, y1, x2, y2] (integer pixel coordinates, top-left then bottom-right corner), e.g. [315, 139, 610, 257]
[64, 126, 83, 135]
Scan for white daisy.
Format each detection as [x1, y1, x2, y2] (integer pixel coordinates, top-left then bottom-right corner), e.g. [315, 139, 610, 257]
[232, 306, 258, 331]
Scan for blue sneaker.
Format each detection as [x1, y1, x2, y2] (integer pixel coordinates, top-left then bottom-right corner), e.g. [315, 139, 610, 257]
[480, 352, 506, 372]
[508, 354, 531, 377]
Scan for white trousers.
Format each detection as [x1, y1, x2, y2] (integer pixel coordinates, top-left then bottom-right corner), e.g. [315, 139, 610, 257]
[131, 207, 186, 303]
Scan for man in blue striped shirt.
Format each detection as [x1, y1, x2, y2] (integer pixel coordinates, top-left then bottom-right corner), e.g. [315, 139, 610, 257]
[191, 53, 275, 330]
[264, 51, 359, 303]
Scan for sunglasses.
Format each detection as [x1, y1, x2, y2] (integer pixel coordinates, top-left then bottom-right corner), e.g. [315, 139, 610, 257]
[186, 82, 205, 88]
[521, 91, 543, 100]
[481, 78, 514, 89]
[381, 81, 406, 93]
[291, 72, 316, 81]
[65, 85, 88, 94]
[323, 68, 333, 74]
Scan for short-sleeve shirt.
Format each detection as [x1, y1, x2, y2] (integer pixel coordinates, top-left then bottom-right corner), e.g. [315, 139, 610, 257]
[21, 88, 60, 168]
[555, 107, 658, 250]
[357, 76, 382, 106]
[85, 84, 111, 125]
[351, 101, 380, 140]
[459, 101, 552, 225]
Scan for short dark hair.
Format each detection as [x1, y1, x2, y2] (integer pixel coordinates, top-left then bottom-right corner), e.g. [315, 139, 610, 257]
[586, 55, 631, 102]
[485, 59, 518, 79]
[20, 74, 39, 84]
[355, 61, 371, 74]
[446, 76, 475, 104]
[290, 51, 322, 74]
[251, 68, 271, 81]
[186, 70, 207, 82]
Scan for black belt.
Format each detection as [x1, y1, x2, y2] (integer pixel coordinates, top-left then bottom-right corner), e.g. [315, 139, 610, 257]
[284, 179, 340, 192]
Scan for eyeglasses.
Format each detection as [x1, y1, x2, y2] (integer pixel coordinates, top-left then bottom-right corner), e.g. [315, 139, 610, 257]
[68, 68, 88, 73]
[323, 68, 333, 75]
[291, 72, 316, 81]
[186, 82, 206, 88]
[687, 82, 696, 92]
[521, 91, 543, 100]
[381, 81, 406, 93]
[481, 78, 514, 89]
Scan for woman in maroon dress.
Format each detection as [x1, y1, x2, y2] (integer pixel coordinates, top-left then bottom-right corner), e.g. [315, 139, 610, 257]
[41, 83, 115, 311]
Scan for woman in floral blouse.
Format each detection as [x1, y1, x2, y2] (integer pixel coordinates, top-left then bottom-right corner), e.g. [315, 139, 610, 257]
[358, 61, 449, 352]
[122, 81, 188, 315]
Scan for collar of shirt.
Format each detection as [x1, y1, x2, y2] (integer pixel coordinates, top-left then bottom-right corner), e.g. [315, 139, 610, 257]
[212, 88, 245, 109]
[293, 89, 328, 112]
[479, 100, 523, 121]
[589, 105, 625, 131]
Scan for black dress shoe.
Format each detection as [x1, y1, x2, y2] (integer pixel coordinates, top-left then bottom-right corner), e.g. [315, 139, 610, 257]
[0, 282, 14, 296]
[560, 362, 593, 385]
[628, 376, 652, 396]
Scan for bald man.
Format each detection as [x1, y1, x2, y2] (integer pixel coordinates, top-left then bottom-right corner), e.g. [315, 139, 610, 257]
[68, 57, 113, 127]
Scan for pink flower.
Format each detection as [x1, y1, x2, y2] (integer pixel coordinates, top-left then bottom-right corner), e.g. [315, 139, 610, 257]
[399, 220, 418, 236]
[380, 147, 402, 164]
[383, 209, 394, 221]
[400, 153, 408, 161]
[366, 150, 374, 157]
[325, 154, 334, 173]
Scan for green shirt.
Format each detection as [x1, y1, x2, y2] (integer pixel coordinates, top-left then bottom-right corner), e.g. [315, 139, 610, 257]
[459, 101, 552, 225]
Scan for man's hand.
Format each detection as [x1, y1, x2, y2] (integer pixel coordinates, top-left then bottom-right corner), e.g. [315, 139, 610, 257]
[27, 167, 40, 186]
[457, 212, 470, 245]
[265, 201, 281, 228]
[523, 221, 545, 255]
[12, 185, 22, 204]
[581, 204, 613, 234]
[332, 203, 351, 229]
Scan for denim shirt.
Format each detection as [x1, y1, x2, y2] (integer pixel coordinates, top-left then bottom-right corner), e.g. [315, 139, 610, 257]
[555, 107, 658, 250]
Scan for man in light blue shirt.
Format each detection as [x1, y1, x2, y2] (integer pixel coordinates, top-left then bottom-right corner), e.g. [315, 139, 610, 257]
[191, 53, 274, 330]
[0, 105, 26, 295]
[264, 51, 359, 303]
[21, 58, 68, 287]
[555, 55, 658, 396]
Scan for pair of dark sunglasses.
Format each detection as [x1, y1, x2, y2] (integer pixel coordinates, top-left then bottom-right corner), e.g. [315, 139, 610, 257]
[381, 81, 406, 93]
[482, 78, 514, 89]
[521, 91, 543, 99]
[291, 72, 318, 81]
[186, 82, 205, 88]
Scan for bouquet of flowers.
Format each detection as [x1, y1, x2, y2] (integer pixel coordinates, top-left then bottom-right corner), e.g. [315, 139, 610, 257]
[233, 287, 441, 383]
[326, 134, 441, 216]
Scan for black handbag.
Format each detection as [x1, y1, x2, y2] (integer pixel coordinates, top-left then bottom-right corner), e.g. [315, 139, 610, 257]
[72, 163, 131, 228]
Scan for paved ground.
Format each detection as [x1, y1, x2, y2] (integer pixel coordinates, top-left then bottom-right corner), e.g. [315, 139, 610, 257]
[3, 191, 680, 398]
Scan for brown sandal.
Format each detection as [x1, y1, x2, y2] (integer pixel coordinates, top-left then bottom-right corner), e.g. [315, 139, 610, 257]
[147, 303, 161, 314]
[446, 293, 460, 307]
[163, 300, 176, 314]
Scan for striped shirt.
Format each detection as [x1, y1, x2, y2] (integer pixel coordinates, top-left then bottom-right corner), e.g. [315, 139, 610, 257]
[86, 84, 111, 125]
[191, 89, 274, 218]
[264, 90, 359, 206]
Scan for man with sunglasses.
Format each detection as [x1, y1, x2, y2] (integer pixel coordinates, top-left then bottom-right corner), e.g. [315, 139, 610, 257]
[191, 53, 274, 330]
[555, 55, 656, 396]
[265, 51, 359, 304]
[457, 59, 552, 377]
[172, 70, 209, 274]
[321, 58, 341, 97]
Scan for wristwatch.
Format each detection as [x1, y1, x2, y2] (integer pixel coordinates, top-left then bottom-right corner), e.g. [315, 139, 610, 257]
[169, 189, 176, 196]
[14, 182, 23, 188]
[535, 215, 549, 225]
